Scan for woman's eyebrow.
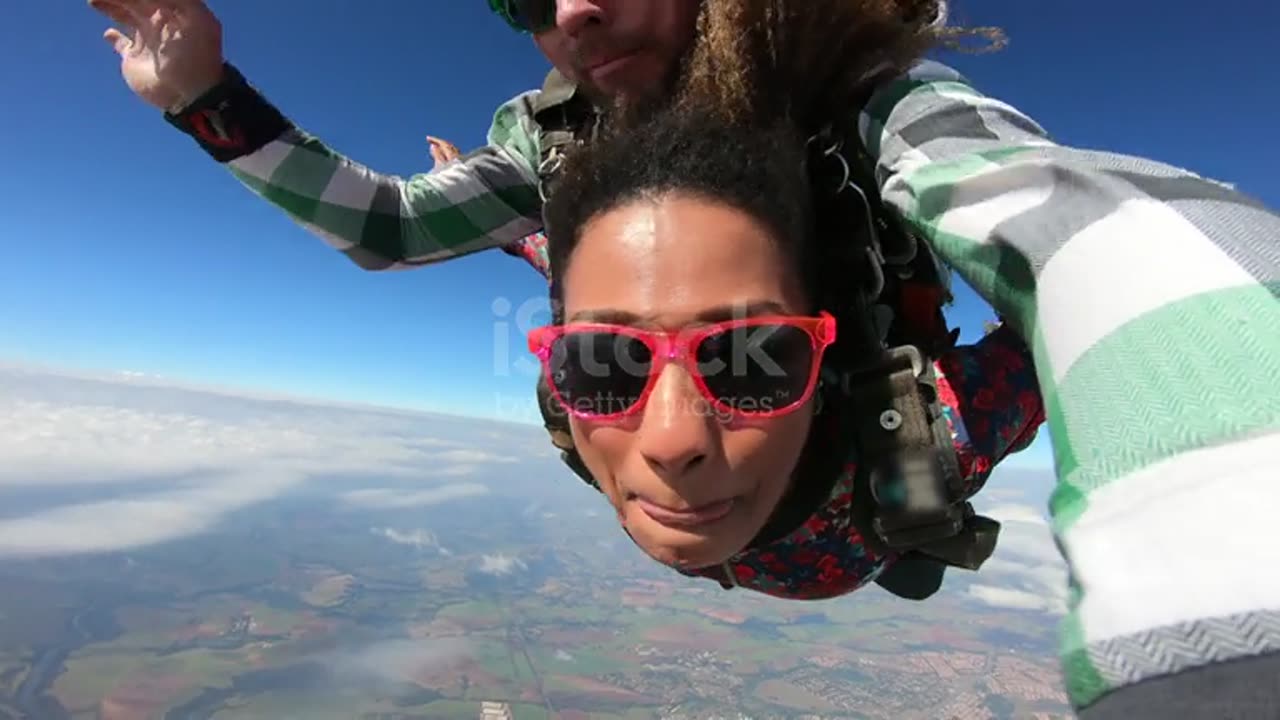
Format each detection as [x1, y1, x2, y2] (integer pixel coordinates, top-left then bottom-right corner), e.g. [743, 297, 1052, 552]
[565, 308, 638, 324]
[567, 300, 788, 325]
[694, 300, 788, 322]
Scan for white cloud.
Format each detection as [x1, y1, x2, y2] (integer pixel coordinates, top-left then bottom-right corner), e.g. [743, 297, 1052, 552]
[323, 637, 472, 683]
[965, 500, 1069, 614]
[967, 585, 1059, 612]
[984, 502, 1049, 526]
[0, 470, 302, 558]
[428, 464, 482, 478]
[372, 527, 439, 550]
[343, 484, 491, 509]
[430, 449, 517, 465]
[477, 553, 527, 576]
[0, 365, 547, 558]
[116, 370, 157, 379]
[0, 399, 460, 487]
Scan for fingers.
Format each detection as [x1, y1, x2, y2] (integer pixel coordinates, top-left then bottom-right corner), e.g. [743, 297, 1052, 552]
[102, 27, 132, 54]
[155, 0, 214, 17]
[427, 139, 450, 169]
[88, 0, 141, 30]
[89, 0, 161, 47]
[154, 0, 208, 13]
[426, 136, 462, 165]
[152, 0, 218, 28]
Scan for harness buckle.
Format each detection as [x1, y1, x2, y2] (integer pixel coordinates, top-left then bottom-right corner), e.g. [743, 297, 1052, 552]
[869, 447, 965, 548]
[844, 344, 999, 574]
[537, 147, 566, 203]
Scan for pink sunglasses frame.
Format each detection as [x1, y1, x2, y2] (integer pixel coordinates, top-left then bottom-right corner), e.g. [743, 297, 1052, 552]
[526, 311, 837, 421]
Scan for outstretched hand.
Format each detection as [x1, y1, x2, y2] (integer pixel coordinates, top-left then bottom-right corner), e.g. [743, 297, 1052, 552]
[88, 0, 226, 111]
[427, 136, 462, 170]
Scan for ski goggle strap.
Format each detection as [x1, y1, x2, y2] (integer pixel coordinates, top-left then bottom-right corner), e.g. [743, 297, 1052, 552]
[487, 0, 557, 34]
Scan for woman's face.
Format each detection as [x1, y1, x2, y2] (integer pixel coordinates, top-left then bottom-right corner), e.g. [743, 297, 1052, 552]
[558, 193, 817, 570]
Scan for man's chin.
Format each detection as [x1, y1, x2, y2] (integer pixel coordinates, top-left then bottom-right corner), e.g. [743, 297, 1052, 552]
[572, 63, 676, 107]
[577, 78, 660, 107]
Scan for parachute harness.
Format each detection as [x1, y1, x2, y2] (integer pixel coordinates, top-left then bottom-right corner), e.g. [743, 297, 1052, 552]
[805, 123, 999, 573]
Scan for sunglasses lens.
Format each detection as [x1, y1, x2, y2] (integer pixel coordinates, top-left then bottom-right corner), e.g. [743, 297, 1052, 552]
[501, 0, 556, 33]
[548, 331, 652, 416]
[695, 324, 817, 414]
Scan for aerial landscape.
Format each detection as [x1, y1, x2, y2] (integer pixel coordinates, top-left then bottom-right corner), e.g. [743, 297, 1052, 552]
[0, 366, 1072, 719]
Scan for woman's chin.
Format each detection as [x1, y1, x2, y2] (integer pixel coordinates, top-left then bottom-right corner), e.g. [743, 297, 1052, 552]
[623, 505, 744, 570]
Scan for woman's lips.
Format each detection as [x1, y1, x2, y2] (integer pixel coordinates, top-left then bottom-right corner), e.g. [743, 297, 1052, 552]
[635, 497, 735, 529]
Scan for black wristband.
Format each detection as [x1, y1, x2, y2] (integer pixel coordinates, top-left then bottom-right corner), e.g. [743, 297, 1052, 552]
[163, 63, 291, 163]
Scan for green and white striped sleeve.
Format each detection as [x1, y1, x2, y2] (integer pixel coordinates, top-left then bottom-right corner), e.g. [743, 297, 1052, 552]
[859, 59, 1280, 714]
[222, 89, 547, 270]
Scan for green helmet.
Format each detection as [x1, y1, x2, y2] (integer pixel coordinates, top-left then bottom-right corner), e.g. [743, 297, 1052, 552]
[487, 0, 556, 34]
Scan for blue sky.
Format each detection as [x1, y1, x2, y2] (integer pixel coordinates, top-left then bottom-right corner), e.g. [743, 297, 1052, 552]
[2, 1, 1274, 470]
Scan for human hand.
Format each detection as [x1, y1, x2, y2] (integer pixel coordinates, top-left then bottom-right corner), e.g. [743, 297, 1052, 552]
[89, 0, 226, 112]
[427, 136, 461, 170]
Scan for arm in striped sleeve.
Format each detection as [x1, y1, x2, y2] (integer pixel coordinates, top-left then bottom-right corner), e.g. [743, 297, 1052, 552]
[858, 60, 1280, 714]
[169, 66, 546, 271]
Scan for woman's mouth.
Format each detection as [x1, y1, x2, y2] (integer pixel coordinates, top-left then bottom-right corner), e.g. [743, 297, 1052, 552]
[633, 496, 736, 529]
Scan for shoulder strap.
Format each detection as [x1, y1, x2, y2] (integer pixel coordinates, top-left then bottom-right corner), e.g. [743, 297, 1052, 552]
[807, 128, 1000, 597]
[531, 69, 599, 203]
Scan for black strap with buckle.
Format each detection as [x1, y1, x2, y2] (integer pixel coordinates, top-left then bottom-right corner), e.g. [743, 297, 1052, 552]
[530, 69, 599, 203]
[840, 342, 1002, 598]
[808, 122, 1002, 600]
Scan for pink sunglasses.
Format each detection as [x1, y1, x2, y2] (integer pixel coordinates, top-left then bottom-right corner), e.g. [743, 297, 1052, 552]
[528, 312, 836, 421]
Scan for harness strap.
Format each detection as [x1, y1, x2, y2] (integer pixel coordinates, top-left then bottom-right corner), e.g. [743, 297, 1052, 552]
[840, 345, 998, 568]
[531, 69, 598, 203]
[810, 125, 1001, 596]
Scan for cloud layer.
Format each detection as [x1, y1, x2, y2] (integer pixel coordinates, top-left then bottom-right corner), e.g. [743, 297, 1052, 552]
[966, 468, 1070, 614]
[0, 365, 551, 558]
[0, 364, 1068, 616]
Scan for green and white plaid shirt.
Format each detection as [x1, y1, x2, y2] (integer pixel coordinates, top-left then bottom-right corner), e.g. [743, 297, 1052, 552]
[220, 60, 1280, 712]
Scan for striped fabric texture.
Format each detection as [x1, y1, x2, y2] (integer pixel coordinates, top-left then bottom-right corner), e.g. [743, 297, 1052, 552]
[860, 60, 1280, 708]
[227, 93, 546, 269]
[214, 60, 1280, 710]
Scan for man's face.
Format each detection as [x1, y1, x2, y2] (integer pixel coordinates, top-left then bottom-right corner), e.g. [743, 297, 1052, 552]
[533, 0, 701, 101]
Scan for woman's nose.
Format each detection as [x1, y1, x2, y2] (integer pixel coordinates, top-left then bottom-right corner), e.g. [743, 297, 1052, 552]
[635, 365, 717, 479]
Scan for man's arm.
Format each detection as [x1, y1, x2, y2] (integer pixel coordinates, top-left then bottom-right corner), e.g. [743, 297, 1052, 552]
[167, 64, 545, 270]
[860, 60, 1280, 715]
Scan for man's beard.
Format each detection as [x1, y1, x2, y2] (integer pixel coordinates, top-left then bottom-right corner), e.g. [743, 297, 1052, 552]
[572, 40, 695, 112]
